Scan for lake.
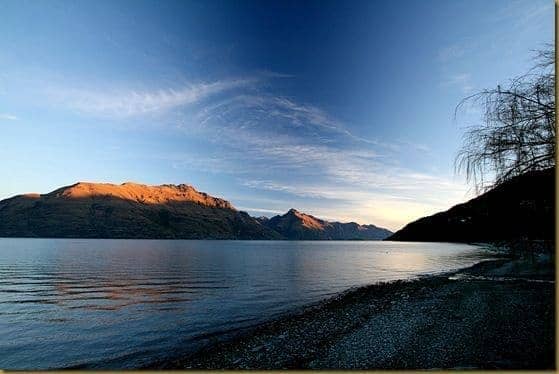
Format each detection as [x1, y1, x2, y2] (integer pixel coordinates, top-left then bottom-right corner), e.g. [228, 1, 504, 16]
[0, 239, 495, 369]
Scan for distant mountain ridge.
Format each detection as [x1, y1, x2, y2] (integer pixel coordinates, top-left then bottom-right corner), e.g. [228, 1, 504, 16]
[386, 168, 554, 242]
[0, 182, 391, 240]
[259, 208, 392, 240]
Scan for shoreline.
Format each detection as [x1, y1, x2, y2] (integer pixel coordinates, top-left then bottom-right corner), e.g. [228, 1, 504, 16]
[152, 255, 555, 370]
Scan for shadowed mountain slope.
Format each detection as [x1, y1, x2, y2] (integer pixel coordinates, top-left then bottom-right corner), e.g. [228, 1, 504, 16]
[386, 168, 554, 242]
[259, 209, 392, 240]
[0, 182, 281, 239]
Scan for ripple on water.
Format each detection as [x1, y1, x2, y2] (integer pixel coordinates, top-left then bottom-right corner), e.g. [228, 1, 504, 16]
[0, 239, 496, 369]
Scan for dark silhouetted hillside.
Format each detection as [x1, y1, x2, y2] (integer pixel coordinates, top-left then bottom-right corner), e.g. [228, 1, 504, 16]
[386, 168, 554, 242]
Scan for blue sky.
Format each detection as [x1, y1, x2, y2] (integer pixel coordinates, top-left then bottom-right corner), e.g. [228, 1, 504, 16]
[0, 0, 553, 230]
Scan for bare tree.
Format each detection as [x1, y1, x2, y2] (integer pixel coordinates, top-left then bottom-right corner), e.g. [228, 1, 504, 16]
[455, 46, 555, 193]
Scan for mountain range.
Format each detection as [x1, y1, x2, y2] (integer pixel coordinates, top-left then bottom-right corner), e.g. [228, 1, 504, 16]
[258, 209, 392, 240]
[0, 182, 392, 240]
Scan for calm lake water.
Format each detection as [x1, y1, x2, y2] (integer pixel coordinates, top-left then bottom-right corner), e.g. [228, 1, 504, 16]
[0, 239, 495, 369]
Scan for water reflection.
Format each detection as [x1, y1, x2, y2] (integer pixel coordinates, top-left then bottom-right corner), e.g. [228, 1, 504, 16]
[0, 239, 495, 369]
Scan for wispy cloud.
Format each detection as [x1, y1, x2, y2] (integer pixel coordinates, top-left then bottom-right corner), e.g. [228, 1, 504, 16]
[235, 206, 285, 215]
[32, 71, 465, 230]
[193, 94, 384, 148]
[490, 0, 552, 29]
[441, 73, 474, 93]
[48, 77, 258, 118]
[241, 170, 465, 208]
[240, 177, 466, 231]
[0, 113, 18, 121]
[169, 90, 467, 230]
[437, 43, 467, 63]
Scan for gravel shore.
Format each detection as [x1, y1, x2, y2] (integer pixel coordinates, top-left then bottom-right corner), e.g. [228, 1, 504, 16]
[157, 256, 555, 370]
